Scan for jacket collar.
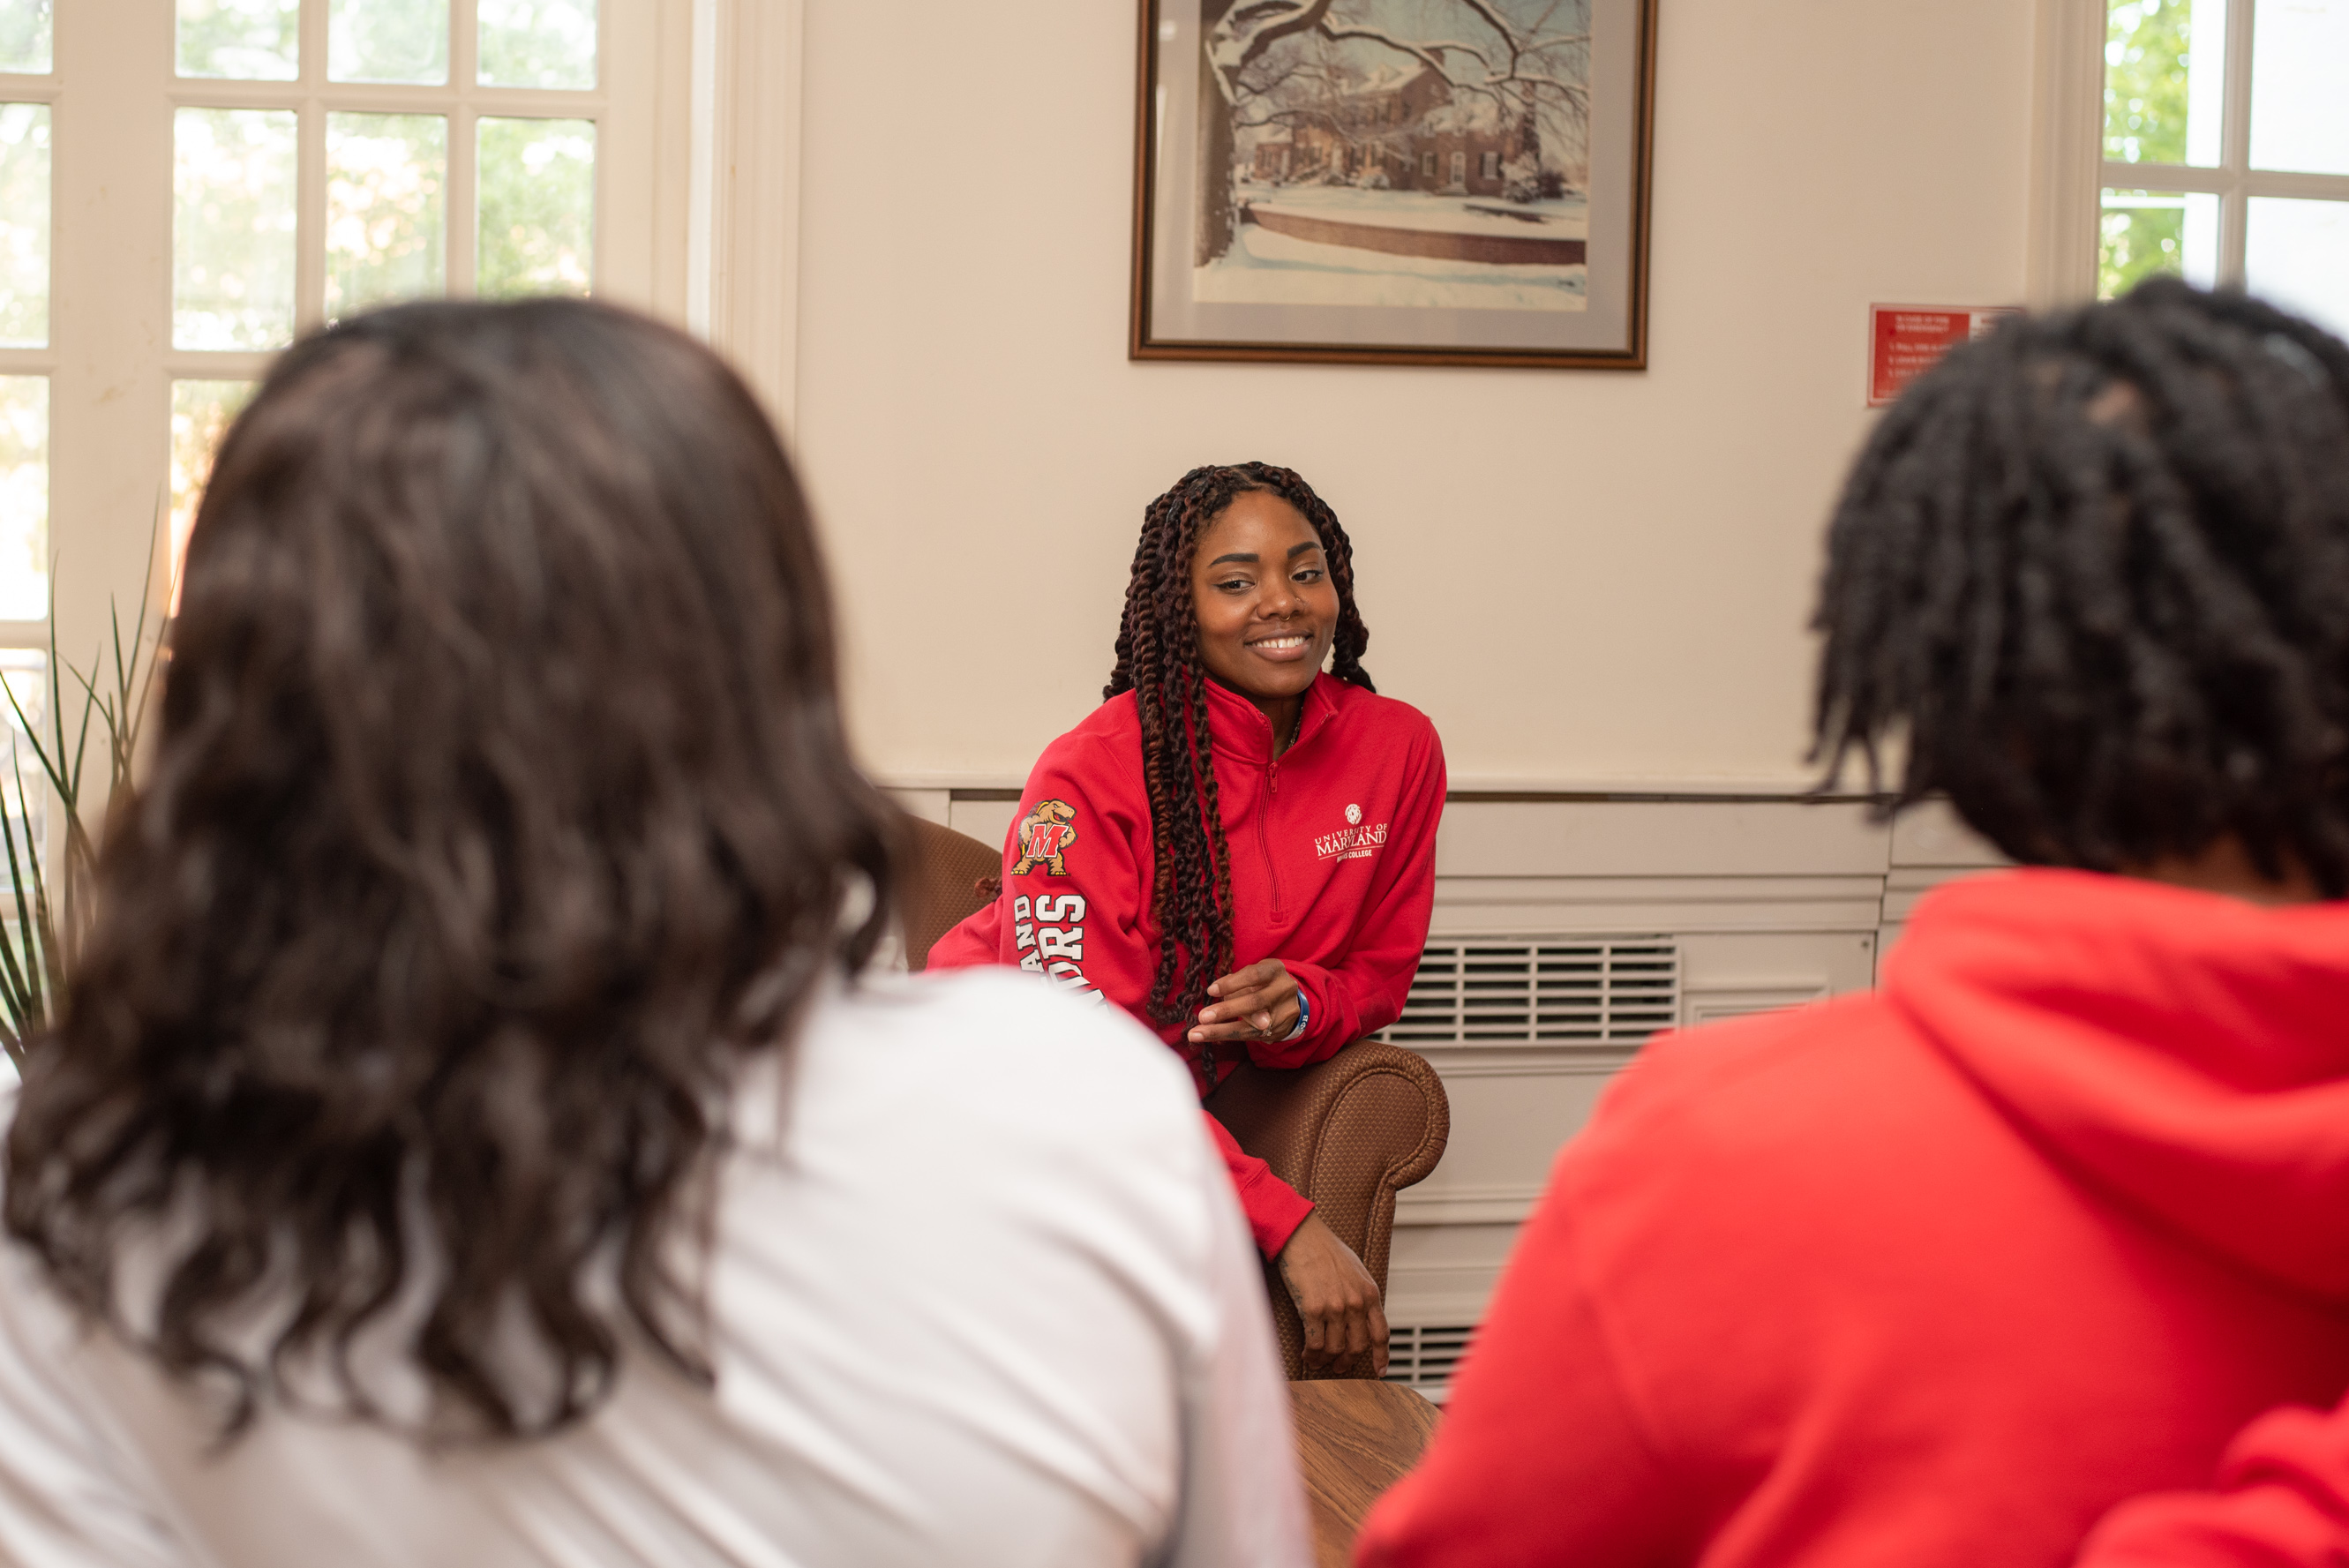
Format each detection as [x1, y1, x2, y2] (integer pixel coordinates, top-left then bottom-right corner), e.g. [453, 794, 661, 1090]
[1202, 671, 1344, 766]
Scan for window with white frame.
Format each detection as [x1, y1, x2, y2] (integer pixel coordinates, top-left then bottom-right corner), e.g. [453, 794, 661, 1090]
[0, 5, 52, 634]
[0, 0, 677, 713]
[162, 0, 633, 579]
[2098, 0, 2349, 335]
[0, 4, 54, 849]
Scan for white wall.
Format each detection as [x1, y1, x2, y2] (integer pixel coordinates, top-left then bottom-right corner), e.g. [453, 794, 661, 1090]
[793, 0, 2039, 792]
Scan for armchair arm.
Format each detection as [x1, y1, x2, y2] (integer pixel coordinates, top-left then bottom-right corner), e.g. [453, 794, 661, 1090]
[1205, 1042, 1450, 1380]
[897, 816, 1002, 972]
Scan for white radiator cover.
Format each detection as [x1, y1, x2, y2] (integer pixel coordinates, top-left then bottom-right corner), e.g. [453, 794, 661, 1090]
[1380, 939, 1680, 1047]
[1375, 799, 1946, 1338]
[1381, 1323, 1475, 1401]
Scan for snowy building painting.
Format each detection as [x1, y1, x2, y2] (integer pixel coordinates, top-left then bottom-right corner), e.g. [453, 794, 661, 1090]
[1250, 64, 1536, 201]
[1132, 0, 1653, 367]
[1197, 0, 1593, 312]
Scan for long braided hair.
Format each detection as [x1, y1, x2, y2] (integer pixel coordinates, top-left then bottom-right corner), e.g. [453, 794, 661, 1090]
[1105, 462, 1374, 1028]
[1812, 278, 2349, 891]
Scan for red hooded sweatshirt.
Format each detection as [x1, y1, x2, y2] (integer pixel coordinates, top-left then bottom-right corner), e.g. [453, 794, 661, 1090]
[927, 670, 1445, 1255]
[1356, 869, 2349, 1568]
[2075, 1388, 2349, 1566]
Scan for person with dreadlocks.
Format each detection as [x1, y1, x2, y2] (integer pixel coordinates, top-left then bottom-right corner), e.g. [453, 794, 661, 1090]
[930, 461, 1445, 1377]
[1357, 281, 2349, 1568]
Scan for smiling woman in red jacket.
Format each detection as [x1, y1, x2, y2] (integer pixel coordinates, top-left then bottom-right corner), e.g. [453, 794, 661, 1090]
[929, 461, 1446, 1374]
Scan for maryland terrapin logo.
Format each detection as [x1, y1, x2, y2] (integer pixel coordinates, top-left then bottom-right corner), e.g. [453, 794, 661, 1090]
[1011, 799, 1080, 876]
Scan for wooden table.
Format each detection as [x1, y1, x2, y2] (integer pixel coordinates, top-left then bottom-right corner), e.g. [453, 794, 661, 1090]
[1290, 1380, 1441, 1568]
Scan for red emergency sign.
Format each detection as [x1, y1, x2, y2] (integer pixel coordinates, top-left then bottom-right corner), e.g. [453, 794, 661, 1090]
[1869, 304, 2024, 407]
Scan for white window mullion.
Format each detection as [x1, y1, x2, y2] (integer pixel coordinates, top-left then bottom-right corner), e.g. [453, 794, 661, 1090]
[591, 0, 611, 289]
[2217, 0, 2258, 286]
[295, 116, 327, 333]
[161, 351, 275, 382]
[2097, 161, 2232, 196]
[449, 0, 480, 296]
[2247, 170, 2349, 202]
[448, 102, 478, 298]
[296, 0, 326, 330]
[168, 81, 305, 112]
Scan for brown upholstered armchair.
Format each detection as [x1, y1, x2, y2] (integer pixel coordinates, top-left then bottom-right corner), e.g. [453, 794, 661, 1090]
[897, 815, 1451, 1381]
[897, 816, 1003, 967]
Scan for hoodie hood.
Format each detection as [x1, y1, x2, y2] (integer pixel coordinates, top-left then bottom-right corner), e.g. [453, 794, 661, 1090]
[1887, 868, 2349, 1299]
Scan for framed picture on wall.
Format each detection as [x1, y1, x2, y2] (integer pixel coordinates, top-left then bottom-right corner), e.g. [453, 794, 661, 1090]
[1129, 0, 1658, 370]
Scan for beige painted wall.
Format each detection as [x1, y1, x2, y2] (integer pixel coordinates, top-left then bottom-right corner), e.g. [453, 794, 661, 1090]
[793, 0, 2038, 792]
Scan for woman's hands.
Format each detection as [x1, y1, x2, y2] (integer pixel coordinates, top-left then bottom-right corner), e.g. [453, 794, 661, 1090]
[1276, 1213, 1389, 1375]
[1195, 962, 1377, 1369]
[1189, 959, 1302, 1045]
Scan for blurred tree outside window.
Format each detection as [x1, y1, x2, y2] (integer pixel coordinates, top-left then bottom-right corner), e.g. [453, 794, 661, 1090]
[477, 118, 593, 297]
[0, 104, 49, 349]
[0, 1, 50, 75]
[330, 0, 448, 84]
[169, 380, 255, 609]
[2104, 0, 2194, 166]
[478, 0, 597, 89]
[176, 0, 301, 81]
[0, 377, 45, 621]
[326, 113, 447, 318]
[174, 108, 300, 351]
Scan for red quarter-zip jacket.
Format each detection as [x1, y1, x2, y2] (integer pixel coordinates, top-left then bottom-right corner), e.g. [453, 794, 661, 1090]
[1358, 869, 2349, 1568]
[927, 671, 1446, 1256]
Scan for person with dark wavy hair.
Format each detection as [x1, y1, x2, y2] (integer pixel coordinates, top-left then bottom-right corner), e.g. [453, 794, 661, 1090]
[0, 302, 1306, 1568]
[1356, 281, 2349, 1568]
[931, 462, 1446, 1377]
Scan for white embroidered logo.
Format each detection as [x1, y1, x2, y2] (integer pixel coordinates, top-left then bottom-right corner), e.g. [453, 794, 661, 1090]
[1316, 805, 1387, 862]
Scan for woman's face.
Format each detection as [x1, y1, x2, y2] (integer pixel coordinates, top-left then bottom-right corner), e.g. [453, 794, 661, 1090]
[1189, 491, 1340, 705]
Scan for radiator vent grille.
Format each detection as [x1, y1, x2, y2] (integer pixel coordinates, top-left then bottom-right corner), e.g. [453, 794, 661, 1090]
[1384, 1324, 1475, 1396]
[1379, 939, 1680, 1046]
